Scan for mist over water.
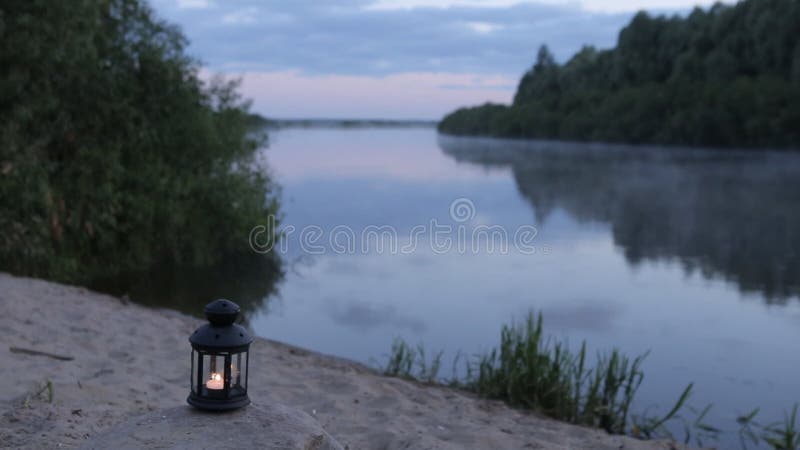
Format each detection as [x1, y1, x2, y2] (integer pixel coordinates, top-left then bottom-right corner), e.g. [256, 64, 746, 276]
[439, 135, 800, 301]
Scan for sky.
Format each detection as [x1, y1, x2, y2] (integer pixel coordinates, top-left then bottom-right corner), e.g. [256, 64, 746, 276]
[150, 0, 726, 119]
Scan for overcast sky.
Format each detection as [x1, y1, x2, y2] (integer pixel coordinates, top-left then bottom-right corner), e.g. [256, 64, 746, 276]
[150, 0, 725, 119]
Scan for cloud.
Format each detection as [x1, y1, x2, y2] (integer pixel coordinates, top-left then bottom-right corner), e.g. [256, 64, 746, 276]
[152, 0, 635, 77]
[221, 7, 259, 25]
[175, 0, 211, 9]
[150, 0, 730, 118]
[367, 0, 723, 13]
[464, 21, 504, 34]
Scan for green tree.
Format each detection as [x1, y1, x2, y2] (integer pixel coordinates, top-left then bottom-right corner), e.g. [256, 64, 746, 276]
[0, 0, 280, 282]
[440, 0, 800, 149]
[514, 45, 560, 106]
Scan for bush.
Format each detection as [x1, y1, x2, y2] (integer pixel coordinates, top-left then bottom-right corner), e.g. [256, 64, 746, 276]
[0, 0, 280, 282]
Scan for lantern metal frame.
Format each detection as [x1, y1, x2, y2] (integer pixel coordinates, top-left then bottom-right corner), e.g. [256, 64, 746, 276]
[187, 299, 252, 411]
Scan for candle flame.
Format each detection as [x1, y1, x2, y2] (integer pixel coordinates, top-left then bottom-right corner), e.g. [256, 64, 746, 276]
[210, 373, 222, 381]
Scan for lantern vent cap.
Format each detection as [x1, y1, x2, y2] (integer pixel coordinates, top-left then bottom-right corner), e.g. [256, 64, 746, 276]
[204, 299, 240, 326]
[190, 299, 252, 350]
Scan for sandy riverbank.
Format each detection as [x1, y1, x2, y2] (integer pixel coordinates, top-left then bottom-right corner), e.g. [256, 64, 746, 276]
[0, 272, 689, 449]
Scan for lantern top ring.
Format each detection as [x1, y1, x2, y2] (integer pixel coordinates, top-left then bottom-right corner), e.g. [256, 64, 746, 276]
[204, 299, 240, 325]
[189, 299, 253, 352]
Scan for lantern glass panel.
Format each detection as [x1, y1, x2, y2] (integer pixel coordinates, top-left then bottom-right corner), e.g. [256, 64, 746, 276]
[202, 353, 227, 396]
[190, 350, 198, 394]
[233, 351, 248, 392]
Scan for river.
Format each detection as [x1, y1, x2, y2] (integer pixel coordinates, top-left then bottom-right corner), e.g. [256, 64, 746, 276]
[99, 125, 800, 447]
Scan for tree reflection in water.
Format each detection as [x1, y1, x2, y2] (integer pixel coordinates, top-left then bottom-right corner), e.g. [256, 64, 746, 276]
[89, 254, 282, 320]
[440, 135, 800, 303]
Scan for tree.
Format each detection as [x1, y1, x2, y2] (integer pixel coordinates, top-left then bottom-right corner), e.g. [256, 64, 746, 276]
[440, 0, 800, 149]
[0, 0, 281, 282]
[514, 45, 561, 106]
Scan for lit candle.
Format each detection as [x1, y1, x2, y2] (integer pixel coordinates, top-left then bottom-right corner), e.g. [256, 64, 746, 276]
[206, 373, 224, 390]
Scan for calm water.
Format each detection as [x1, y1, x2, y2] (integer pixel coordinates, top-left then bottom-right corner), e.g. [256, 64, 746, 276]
[254, 127, 800, 445]
[102, 126, 800, 446]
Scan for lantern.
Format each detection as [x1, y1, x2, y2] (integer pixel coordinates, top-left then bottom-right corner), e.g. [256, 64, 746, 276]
[187, 299, 252, 411]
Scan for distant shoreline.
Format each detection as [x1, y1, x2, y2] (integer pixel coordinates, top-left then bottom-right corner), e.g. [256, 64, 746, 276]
[248, 113, 438, 129]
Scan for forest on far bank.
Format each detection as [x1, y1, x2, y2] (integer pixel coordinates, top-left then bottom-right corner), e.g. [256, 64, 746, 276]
[439, 0, 800, 149]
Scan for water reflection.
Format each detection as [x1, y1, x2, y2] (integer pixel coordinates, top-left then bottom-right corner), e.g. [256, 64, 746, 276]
[539, 301, 622, 332]
[89, 255, 282, 319]
[325, 298, 427, 333]
[439, 136, 800, 303]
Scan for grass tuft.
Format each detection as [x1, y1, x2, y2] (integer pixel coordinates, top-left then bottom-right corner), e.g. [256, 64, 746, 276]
[381, 311, 799, 450]
[383, 339, 443, 383]
[466, 311, 655, 434]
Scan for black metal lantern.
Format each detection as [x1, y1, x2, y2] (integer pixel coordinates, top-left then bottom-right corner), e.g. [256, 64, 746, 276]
[188, 299, 252, 411]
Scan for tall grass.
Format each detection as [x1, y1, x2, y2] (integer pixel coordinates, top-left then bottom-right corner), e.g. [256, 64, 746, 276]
[467, 312, 655, 434]
[384, 312, 673, 434]
[763, 404, 799, 450]
[738, 404, 799, 450]
[383, 339, 443, 384]
[381, 310, 799, 450]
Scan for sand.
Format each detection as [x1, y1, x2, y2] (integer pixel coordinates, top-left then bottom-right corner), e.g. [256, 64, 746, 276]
[0, 272, 690, 449]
